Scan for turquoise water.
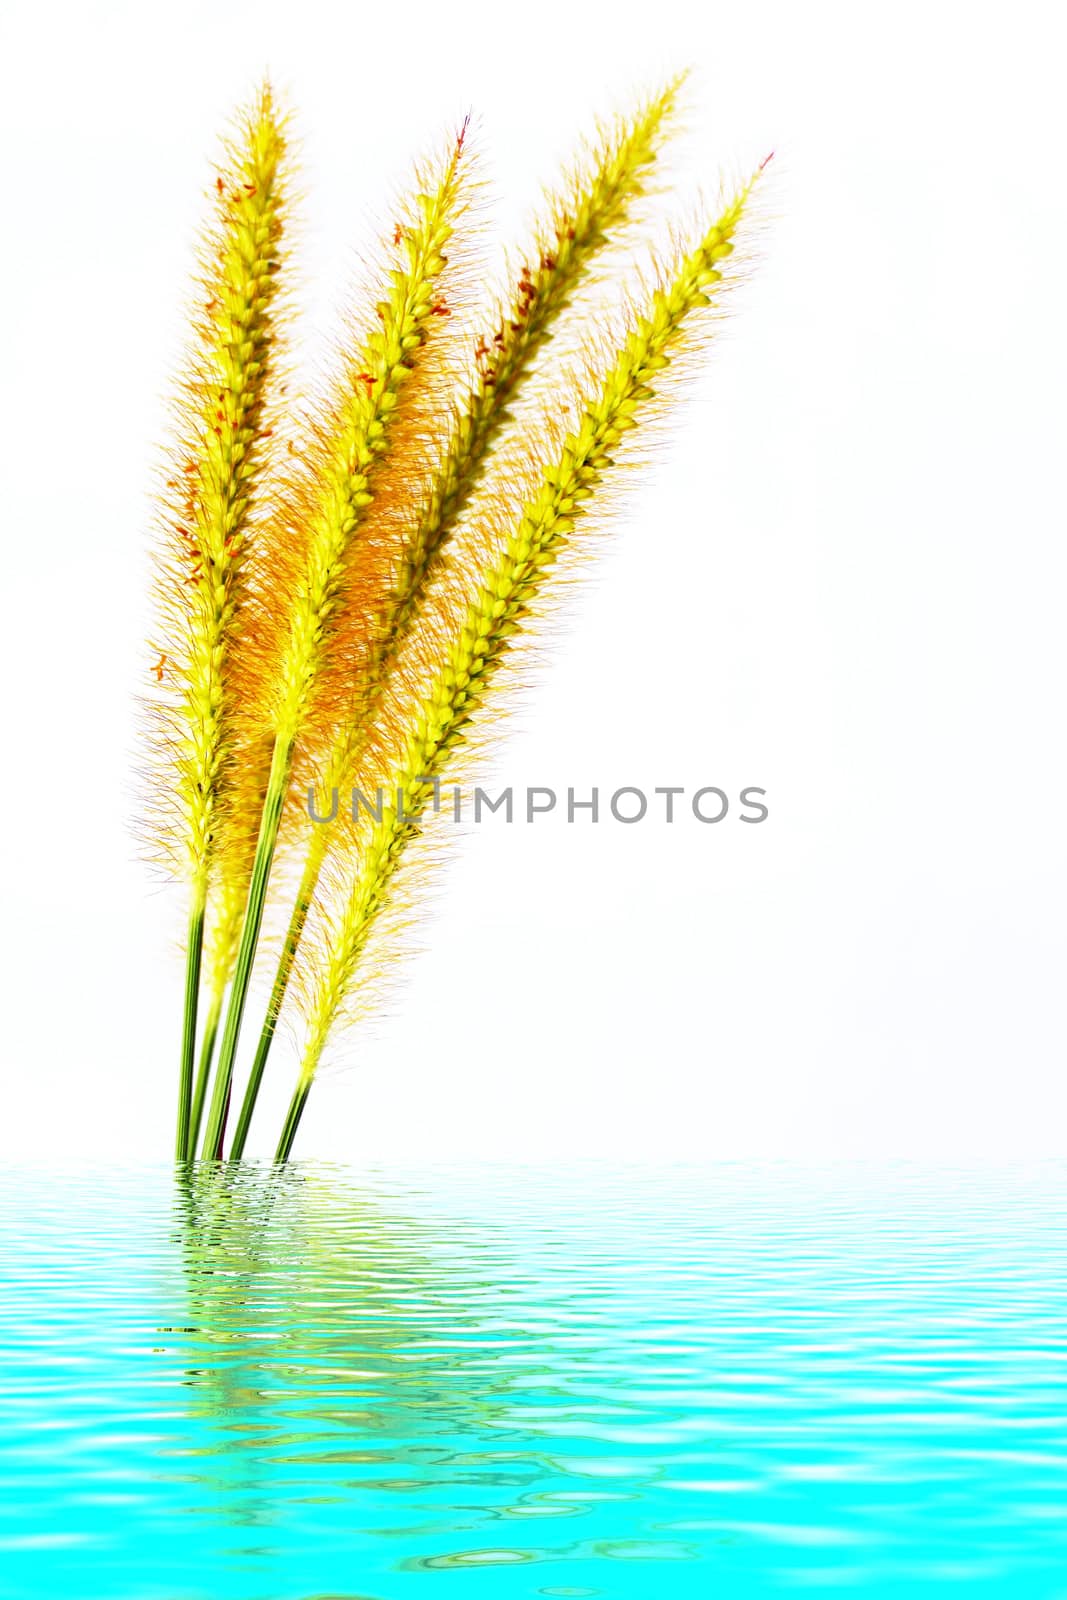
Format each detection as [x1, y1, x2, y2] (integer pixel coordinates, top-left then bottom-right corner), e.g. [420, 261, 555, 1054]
[2, 1164, 1067, 1597]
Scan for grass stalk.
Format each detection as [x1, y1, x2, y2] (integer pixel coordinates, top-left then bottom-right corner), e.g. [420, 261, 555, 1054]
[274, 1079, 312, 1163]
[228, 844, 320, 1158]
[201, 733, 290, 1158]
[175, 901, 205, 1160]
[188, 982, 224, 1156]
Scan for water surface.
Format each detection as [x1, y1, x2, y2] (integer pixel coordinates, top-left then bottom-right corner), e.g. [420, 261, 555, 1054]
[2, 1163, 1066, 1596]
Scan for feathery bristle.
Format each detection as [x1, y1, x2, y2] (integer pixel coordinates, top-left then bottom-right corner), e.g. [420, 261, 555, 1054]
[285, 169, 762, 1129]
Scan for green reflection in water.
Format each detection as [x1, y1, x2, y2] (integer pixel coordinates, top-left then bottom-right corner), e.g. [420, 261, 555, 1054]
[161, 1165, 559, 1568]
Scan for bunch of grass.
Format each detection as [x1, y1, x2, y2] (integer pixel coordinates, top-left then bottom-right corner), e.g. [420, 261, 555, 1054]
[145, 77, 767, 1161]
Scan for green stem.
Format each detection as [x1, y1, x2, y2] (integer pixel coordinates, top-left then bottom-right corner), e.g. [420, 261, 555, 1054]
[274, 1078, 312, 1163]
[202, 735, 291, 1160]
[213, 1080, 233, 1159]
[229, 833, 326, 1160]
[188, 985, 223, 1157]
[175, 903, 205, 1162]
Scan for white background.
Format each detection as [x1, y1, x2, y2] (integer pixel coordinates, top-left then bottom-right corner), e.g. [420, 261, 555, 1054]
[0, 0, 1063, 1161]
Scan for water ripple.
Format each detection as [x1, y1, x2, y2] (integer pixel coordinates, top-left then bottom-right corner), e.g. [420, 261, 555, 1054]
[1, 1162, 1066, 1596]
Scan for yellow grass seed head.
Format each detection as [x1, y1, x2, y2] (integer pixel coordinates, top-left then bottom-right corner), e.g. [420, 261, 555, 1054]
[393, 76, 686, 640]
[264, 124, 475, 759]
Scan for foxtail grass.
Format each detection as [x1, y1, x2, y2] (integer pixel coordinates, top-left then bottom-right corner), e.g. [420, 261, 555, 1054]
[143, 80, 768, 1164]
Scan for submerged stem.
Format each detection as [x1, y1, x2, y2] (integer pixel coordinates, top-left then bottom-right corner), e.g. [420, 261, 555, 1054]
[202, 735, 291, 1158]
[175, 903, 205, 1161]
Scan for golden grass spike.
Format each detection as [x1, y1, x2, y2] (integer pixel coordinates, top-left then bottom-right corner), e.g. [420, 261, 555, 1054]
[201, 124, 473, 1162]
[146, 84, 290, 1159]
[272, 124, 471, 753]
[391, 77, 683, 622]
[276, 164, 766, 1160]
[154, 84, 289, 893]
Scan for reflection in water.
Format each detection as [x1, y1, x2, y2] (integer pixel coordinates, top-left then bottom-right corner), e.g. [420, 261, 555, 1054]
[2, 1163, 1067, 1597]
[168, 1166, 539, 1540]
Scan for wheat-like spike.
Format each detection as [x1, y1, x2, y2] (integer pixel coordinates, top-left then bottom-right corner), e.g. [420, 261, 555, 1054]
[272, 129, 471, 752]
[388, 78, 684, 641]
[229, 82, 680, 1158]
[179, 96, 288, 892]
[147, 85, 289, 1160]
[275, 166, 765, 1160]
[201, 126, 471, 1161]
